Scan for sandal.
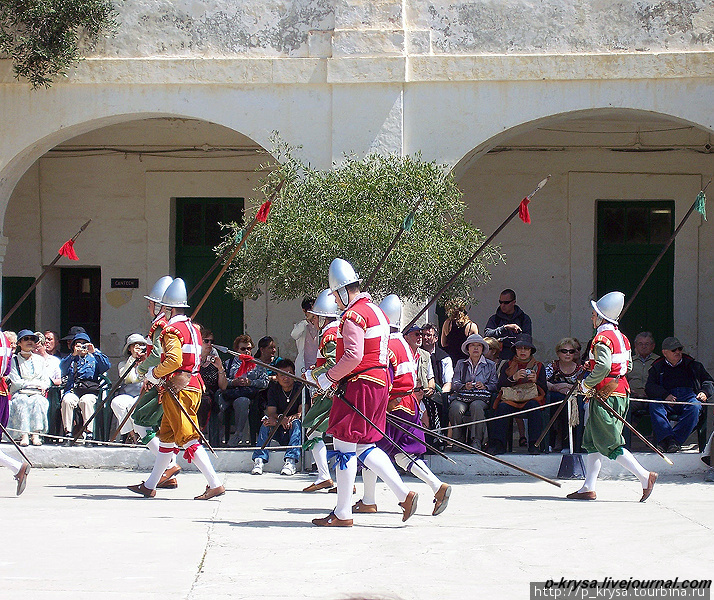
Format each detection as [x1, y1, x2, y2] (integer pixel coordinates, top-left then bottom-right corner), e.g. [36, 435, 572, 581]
[518, 436, 528, 447]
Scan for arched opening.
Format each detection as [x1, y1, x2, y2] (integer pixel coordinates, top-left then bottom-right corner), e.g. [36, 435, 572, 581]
[453, 108, 713, 361]
[2, 116, 276, 358]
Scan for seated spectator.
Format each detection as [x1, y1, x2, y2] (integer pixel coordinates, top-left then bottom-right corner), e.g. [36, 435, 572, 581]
[60, 326, 87, 356]
[545, 337, 584, 452]
[251, 358, 302, 476]
[221, 335, 269, 447]
[110, 334, 148, 444]
[421, 323, 453, 447]
[59, 331, 111, 444]
[440, 297, 479, 368]
[490, 333, 547, 455]
[484, 289, 532, 361]
[4, 331, 17, 353]
[449, 334, 497, 449]
[34, 332, 62, 386]
[44, 330, 62, 358]
[629, 331, 659, 406]
[645, 336, 714, 453]
[404, 325, 436, 425]
[196, 328, 228, 437]
[8, 330, 50, 446]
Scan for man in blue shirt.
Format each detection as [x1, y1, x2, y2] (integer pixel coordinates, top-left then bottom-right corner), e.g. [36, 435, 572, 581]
[59, 332, 111, 444]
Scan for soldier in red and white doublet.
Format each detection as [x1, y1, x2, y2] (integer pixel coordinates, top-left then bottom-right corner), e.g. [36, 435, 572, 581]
[128, 278, 224, 500]
[567, 291, 657, 502]
[357, 321, 452, 517]
[311, 259, 418, 526]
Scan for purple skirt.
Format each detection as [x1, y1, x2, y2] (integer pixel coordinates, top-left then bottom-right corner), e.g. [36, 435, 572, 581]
[0, 395, 9, 429]
[377, 405, 426, 457]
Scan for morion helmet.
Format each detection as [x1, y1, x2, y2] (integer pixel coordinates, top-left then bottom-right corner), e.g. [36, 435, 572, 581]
[591, 291, 625, 325]
[161, 278, 190, 308]
[379, 294, 402, 329]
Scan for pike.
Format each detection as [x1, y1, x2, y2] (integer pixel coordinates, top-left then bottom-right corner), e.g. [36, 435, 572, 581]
[109, 391, 144, 443]
[191, 178, 284, 319]
[213, 344, 426, 464]
[0, 420, 33, 467]
[387, 412, 561, 488]
[537, 179, 711, 453]
[402, 176, 550, 332]
[363, 196, 425, 290]
[1, 219, 91, 328]
[71, 355, 140, 444]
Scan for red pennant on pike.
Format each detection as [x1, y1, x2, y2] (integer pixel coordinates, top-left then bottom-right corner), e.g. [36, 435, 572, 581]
[518, 197, 531, 224]
[58, 239, 79, 260]
[235, 353, 256, 378]
[256, 200, 272, 223]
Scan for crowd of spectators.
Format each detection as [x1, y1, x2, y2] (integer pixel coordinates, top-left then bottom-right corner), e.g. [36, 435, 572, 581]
[2, 289, 711, 465]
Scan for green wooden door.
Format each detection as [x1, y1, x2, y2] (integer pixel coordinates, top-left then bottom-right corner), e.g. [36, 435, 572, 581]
[596, 201, 674, 344]
[175, 197, 244, 346]
[1, 276, 36, 332]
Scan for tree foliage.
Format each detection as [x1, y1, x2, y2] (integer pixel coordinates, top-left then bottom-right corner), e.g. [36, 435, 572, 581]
[222, 140, 502, 306]
[0, 0, 117, 88]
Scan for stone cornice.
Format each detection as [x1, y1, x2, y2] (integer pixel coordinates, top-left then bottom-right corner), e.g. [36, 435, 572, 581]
[2, 51, 714, 86]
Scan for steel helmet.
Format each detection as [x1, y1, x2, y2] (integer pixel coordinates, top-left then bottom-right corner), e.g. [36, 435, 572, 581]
[309, 289, 340, 318]
[161, 278, 190, 308]
[591, 291, 625, 325]
[328, 258, 360, 306]
[145, 276, 174, 303]
[379, 294, 402, 328]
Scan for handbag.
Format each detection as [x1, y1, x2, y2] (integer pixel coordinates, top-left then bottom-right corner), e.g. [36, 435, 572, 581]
[501, 383, 539, 403]
[73, 378, 102, 396]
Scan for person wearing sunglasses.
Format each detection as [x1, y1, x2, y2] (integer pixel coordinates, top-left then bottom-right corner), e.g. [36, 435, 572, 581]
[484, 288, 532, 361]
[545, 337, 584, 452]
[645, 336, 714, 454]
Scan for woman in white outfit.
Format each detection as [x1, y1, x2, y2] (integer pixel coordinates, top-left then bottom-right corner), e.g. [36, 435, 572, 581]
[111, 334, 148, 442]
[8, 330, 50, 446]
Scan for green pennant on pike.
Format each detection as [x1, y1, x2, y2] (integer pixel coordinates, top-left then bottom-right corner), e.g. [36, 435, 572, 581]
[695, 191, 707, 220]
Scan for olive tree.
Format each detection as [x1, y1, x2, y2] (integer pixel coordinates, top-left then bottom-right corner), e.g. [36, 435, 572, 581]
[0, 0, 117, 88]
[222, 142, 501, 306]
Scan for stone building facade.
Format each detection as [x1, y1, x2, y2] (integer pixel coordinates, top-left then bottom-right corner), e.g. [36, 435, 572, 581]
[0, 0, 712, 373]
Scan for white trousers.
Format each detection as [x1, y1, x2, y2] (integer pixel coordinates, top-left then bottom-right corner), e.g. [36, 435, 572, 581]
[111, 394, 137, 435]
[61, 392, 97, 434]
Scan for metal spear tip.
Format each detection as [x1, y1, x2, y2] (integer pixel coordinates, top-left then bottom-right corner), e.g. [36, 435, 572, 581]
[212, 343, 229, 353]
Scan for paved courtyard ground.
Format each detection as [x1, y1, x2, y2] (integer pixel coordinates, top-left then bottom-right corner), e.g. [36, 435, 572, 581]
[0, 466, 711, 600]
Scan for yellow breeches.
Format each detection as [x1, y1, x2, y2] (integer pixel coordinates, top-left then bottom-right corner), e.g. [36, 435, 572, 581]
[158, 386, 202, 447]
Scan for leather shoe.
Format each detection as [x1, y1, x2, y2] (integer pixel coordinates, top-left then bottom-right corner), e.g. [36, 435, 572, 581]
[566, 490, 597, 500]
[157, 465, 181, 488]
[157, 477, 178, 489]
[15, 462, 30, 496]
[432, 483, 452, 516]
[127, 482, 156, 498]
[399, 491, 419, 522]
[640, 472, 658, 503]
[194, 485, 226, 500]
[352, 499, 378, 513]
[303, 479, 334, 492]
[312, 512, 353, 527]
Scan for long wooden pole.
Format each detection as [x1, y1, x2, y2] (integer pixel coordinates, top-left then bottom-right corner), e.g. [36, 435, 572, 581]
[402, 176, 550, 333]
[190, 179, 284, 320]
[1, 219, 92, 328]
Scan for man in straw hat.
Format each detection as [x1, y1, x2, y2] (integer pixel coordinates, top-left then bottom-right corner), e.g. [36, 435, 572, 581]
[567, 291, 657, 502]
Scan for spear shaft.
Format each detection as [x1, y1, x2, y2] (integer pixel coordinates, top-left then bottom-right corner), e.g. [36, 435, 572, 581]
[402, 176, 550, 333]
[1, 219, 92, 328]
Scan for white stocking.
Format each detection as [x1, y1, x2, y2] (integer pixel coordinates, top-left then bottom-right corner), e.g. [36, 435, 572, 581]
[187, 444, 222, 489]
[579, 452, 603, 492]
[144, 447, 175, 490]
[616, 449, 650, 487]
[310, 439, 331, 483]
[0, 450, 21, 474]
[358, 445, 409, 503]
[332, 438, 358, 521]
[361, 468, 378, 506]
[395, 453, 442, 494]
